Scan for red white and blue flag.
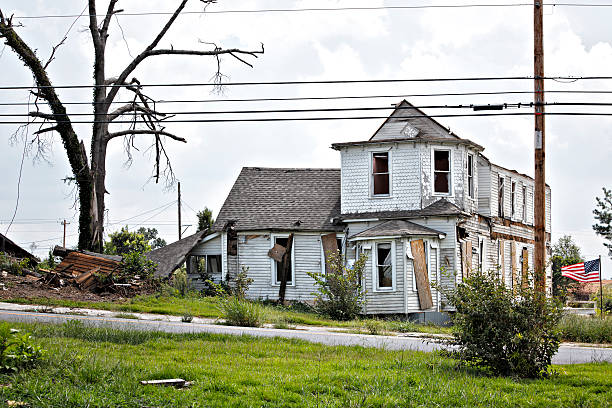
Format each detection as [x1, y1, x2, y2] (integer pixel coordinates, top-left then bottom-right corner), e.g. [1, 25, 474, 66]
[561, 259, 601, 283]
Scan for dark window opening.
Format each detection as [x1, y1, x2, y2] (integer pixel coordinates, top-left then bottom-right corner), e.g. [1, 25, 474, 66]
[511, 181, 516, 218]
[498, 176, 505, 217]
[377, 243, 393, 289]
[434, 150, 450, 194]
[522, 185, 527, 222]
[467, 154, 474, 198]
[372, 153, 390, 196]
[274, 237, 292, 284]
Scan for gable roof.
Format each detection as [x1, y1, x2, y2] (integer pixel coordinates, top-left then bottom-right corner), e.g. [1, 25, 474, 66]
[339, 198, 467, 221]
[349, 219, 446, 240]
[213, 167, 342, 232]
[146, 229, 210, 278]
[331, 100, 483, 151]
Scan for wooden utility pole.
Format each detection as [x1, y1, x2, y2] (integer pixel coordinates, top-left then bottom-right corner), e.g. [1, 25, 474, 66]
[533, 0, 546, 294]
[178, 182, 182, 240]
[61, 220, 70, 248]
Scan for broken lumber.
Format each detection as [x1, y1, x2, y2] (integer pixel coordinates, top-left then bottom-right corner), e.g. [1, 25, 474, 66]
[140, 379, 191, 388]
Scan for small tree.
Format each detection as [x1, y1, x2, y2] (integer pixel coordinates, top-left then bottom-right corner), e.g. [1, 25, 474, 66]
[551, 235, 583, 299]
[136, 227, 166, 250]
[593, 187, 612, 257]
[308, 251, 368, 321]
[437, 269, 562, 378]
[104, 227, 151, 256]
[197, 208, 215, 231]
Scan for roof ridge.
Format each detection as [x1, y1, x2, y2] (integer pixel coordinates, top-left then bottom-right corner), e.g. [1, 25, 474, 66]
[242, 166, 340, 171]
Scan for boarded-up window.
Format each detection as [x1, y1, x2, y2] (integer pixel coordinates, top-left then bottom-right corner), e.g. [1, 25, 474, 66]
[467, 154, 475, 198]
[274, 237, 292, 284]
[376, 242, 393, 289]
[498, 176, 505, 217]
[434, 150, 451, 194]
[372, 153, 390, 196]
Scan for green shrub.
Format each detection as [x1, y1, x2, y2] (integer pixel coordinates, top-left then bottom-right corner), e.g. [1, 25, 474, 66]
[558, 315, 612, 343]
[437, 269, 563, 378]
[363, 319, 385, 335]
[232, 266, 254, 299]
[119, 251, 157, 281]
[171, 268, 194, 298]
[219, 297, 265, 327]
[308, 251, 368, 321]
[0, 252, 29, 276]
[181, 312, 194, 323]
[0, 324, 44, 372]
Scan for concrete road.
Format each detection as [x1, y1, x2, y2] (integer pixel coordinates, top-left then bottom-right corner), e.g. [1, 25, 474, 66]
[0, 309, 610, 365]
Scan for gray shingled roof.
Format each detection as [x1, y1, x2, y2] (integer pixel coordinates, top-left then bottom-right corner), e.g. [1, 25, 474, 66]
[146, 229, 209, 278]
[331, 100, 483, 151]
[340, 198, 466, 221]
[213, 167, 342, 232]
[349, 219, 445, 240]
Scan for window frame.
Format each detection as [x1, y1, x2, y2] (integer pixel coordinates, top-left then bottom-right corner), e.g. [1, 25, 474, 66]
[432, 147, 453, 196]
[372, 240, 396, 292]
[467, 153, 475, 199]
[319, 234, 345, 276]
[478, 236, 486, 272]
[511, 180, 517, 219]
[522, 184, 528, 223]
[370, 151, 392, 198]
[270, 233, 296, 287]
[498, 175, 505, 218]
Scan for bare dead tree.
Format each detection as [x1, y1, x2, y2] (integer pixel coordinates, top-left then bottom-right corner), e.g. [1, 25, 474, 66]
[0, 1, 263, 251]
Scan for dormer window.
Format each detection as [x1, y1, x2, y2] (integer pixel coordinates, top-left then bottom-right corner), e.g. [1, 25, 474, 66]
[372, 152, 390, 196]
[433, 149, 451, 194]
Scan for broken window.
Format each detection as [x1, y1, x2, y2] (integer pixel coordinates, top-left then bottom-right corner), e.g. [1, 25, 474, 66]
[511, 181, 516, 218]
[467, 154, 475, 198]
[376, 242, 393, 289]
[372, 152, 390, 196]
[522, 185, 527, 222]
[434, 150, 451, 194]
[274, 236, 292, 285]
[498, 176, 505, 217]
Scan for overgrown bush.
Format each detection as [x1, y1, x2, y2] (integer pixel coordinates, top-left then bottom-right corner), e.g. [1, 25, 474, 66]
[118, 251, 157, 281]
[558, 315, 612, 344]
[219, 297, 265, 327]
[0, 252, 29, 276]
[307, 251, 368, 321]
[436, 269, 563, 378]
[0, 324, 44, 372]
[232, 266, 253, 299]
[171, 268, 194, 297]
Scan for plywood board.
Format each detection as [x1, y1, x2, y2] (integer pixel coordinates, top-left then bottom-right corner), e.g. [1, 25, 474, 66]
[321, 233, 338, 275]
[267, 244, 286, 263]
[521, 248, 529, 289]
[411, 239, 433, 310]
[465, 240, 472, 278]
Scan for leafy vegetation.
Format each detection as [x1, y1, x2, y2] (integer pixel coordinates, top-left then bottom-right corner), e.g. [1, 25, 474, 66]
[551, 235, 583, 299]
[0, 322, 610, 407]
[196, 207, 215, 231]
[308, 251, 368, 321]
[0, 253, 29, 276]
[558, 315, 612, 344]
[593, 187, 612, 257]
[219, 297, 265, 327]
[438, 269, 563, 378]
[0, 323, 44, 373]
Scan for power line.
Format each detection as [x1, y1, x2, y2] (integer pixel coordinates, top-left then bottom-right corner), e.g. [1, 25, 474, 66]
[3, 101, 612, 117]
[4, 90, 612, 107]
[5, 76, 612, 90]
[4, 111, 612, 126]
[11, 3, 612, 20]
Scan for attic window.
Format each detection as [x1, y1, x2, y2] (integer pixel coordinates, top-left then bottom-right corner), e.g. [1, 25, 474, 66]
[433, 150, 451, 194]
[372, 152, 390, 196]
[401, 123, 420, 138]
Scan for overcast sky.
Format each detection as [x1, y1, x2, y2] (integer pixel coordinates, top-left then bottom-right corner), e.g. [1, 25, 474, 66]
[1, 0, 611, 278]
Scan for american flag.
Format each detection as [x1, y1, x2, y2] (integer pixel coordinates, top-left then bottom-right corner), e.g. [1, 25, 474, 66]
[561, 259, 601, 283]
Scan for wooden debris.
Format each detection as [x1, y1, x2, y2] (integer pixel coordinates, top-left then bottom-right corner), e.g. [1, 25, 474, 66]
[267, 244, 286, 263]
[140, 379, 192, 388]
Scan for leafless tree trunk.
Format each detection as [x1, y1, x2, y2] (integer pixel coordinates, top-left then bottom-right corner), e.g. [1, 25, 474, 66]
[0, 1, 263, 251]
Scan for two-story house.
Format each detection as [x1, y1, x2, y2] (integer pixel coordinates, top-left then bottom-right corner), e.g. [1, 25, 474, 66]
[184, 100, 552, 318]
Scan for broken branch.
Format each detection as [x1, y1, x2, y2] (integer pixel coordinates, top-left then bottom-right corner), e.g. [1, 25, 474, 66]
[107, 129, 186, 142]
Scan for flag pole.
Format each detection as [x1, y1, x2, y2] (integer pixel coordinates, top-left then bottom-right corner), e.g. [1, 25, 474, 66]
[600, 255, 604, 319]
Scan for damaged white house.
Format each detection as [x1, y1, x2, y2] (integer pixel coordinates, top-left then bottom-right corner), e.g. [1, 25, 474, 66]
[181, 100, 552, 318]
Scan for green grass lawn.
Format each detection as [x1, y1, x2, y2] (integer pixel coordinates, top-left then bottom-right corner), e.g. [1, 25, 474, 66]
[3, 295, 452, 335]
[1, 322, 610, 407]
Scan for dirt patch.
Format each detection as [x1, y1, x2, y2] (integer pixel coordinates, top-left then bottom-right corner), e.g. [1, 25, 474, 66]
[0, 273, 155, 303]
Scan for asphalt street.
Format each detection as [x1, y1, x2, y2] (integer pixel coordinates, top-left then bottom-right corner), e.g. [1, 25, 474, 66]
[0, 309, 610, 365]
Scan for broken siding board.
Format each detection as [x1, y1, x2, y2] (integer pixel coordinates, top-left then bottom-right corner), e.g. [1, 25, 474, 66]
[411, 239, 433, 310]
[465, 240, 472, 278]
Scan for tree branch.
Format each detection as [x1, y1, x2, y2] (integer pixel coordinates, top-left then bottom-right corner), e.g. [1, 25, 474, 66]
[145, 46, 263, 67]
[101, 0, 120, 40]
[33, 125, 60, 135]
[29, 111, 57, 120]
[107, 103, 164, 122]
[107, 129, 186, 142]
